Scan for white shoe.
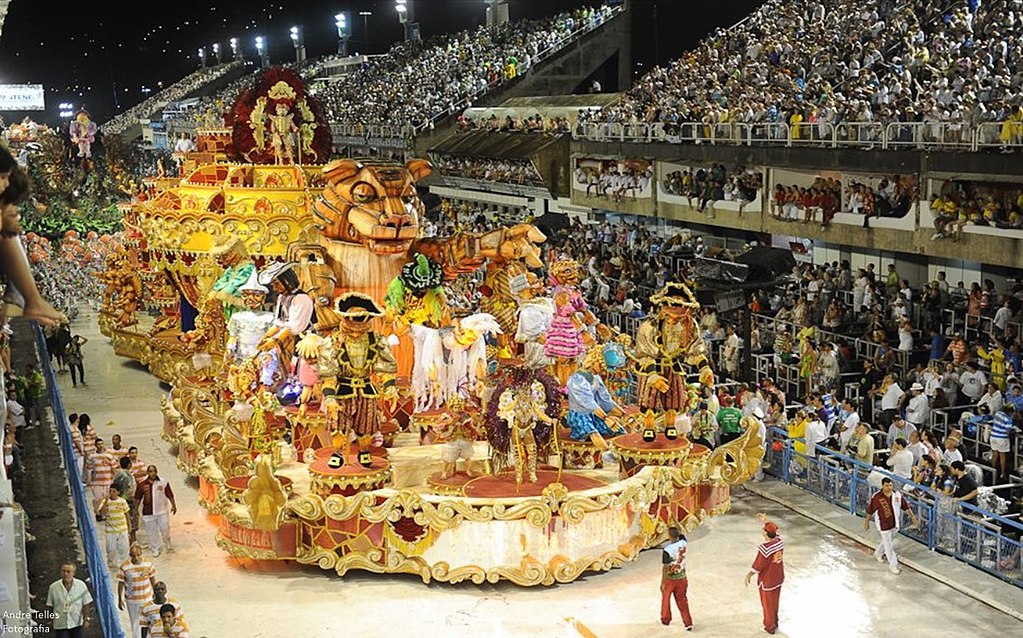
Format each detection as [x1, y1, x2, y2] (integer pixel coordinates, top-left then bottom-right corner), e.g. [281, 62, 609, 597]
[152, 549, 161, 558]
[890, 567, 901, 575]
[165, 544, 174, 553]
[875, 554, 885, 563]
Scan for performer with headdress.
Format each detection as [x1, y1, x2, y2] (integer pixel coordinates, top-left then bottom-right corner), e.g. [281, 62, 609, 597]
[319, 292, 398, 439]
[257, 261, 314, 369]
[485, 366, 560, 485]
[544, 259, 595, 386]
[69, 110, 97, 159]
[514, 272, 555, 370]
[210, 236, 256, 320]
[226, 270, 273, 361]
[745, 515, 785, 635]
[635, 282, 714, 424]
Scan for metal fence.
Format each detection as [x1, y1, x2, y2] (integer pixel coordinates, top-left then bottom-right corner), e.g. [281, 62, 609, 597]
[34, 325, 126, 638]
[574, 119, 1023, 152]
[764, 426, 1023, 589]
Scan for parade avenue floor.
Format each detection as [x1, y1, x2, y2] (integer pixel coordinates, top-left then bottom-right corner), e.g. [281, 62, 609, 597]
[61, 308, 1022, 638]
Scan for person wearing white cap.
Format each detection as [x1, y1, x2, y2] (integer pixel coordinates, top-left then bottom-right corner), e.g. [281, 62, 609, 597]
[226, 270, 274, 360]
[904, 382, 930, 429]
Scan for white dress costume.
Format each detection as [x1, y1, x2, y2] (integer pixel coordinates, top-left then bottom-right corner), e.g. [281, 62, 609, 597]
[410, 313, 501, 412]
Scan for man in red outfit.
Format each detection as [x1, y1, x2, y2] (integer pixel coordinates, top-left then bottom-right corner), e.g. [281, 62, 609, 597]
[660, 526, 693, 630]
[745, 517, 784, 634]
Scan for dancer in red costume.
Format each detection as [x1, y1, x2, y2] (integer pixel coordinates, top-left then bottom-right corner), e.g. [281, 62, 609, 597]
[745, 515, 784, 634]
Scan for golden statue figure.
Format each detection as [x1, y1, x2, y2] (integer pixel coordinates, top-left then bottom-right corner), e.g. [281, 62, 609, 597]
[242, 454, 288, 531]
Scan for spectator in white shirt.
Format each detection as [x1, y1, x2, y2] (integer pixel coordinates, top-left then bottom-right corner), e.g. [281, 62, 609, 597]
[904, 383, 930, 428]
[959, 362, 987, 404]
[977, 383, 1004, 414]
[993, 299, 1013, 334]
[906, 429, 928, 465]
[804, 415, 830, 458]
[879, 374, 904, 425]
[837, 398, 860, 450]
[941, 437, 964, 466]
[886, 438, 915, 480]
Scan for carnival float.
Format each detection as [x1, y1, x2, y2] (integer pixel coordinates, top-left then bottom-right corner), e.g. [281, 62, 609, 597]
[96, 67, 764, 586]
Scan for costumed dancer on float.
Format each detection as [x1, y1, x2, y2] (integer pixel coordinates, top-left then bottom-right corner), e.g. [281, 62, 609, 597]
[435, 394, 482, 479]
[210, 236, 257, 321]
[257, 261, 314, 376]
[225, 271, 273, 361]
[544, 259, 595, 386]
[745, 515, 785, 635]
[635, 282, 715, 428]
[319, 292, 399, 453]
[486, 367, 561, 486]
[69, 110, 97, 160]
[566, 368, 624, 450]
[514, 272, 555, 369]
[497, 378, 558, 485]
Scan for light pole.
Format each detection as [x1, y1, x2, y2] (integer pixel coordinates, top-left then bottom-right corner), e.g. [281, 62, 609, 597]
[335, 13, 350, 56]
[230, 37, 243, 62]
[255, 36, 269, 68]
[198, 46, 207, 70]
[212, 43, 221, 65]
[395, 0, 417, 42]
[485, 0, 509, 27]
[290, 26, 306, 63]
[358, 11, 372, 48]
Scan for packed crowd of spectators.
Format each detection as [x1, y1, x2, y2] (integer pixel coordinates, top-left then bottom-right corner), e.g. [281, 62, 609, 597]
[662, 165, 763, 215]
[101, 62, 243, 136]
[456, 112, 572, 135]
[432, 154, 544, 186]
[770, 175, 915, 227]
[932, 179, 1023, 239]
[313, 4, 619, 130]
[591, 0, 1023, 146]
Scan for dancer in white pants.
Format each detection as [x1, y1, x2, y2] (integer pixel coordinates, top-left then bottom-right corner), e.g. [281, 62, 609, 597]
[864, 477, 920, 574]
[99, 485, 131, 569]
[133, 465, 177, 557]
[118, 544, 156, 638]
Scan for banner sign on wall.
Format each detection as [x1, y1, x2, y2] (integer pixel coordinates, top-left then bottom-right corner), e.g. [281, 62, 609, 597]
[0, 85, 45, 111]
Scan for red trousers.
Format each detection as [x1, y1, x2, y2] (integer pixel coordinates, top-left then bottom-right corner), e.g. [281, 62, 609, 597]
[660, 578, 692, 626]
[759, 586, 781, 633]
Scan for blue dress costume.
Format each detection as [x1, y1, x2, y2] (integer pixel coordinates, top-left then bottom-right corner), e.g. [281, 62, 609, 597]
[566, 371, 620, 440]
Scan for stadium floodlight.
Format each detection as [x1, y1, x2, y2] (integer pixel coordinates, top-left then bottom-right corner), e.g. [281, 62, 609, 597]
[212, 42, 221, 64]
[335, 13, 351, 56]
[198, 46, 207, 69]
[255, 36, 269, 68]
[229, 37, 243, 62]
[290, 25, 306, 62]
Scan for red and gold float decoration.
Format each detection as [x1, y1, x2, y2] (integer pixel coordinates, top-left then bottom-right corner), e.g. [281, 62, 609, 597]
[98, 67, 763, 586]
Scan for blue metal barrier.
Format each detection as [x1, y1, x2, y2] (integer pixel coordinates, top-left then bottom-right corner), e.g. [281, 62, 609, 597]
[34, 325, 126, 638]
[765, 426, 1023, 588]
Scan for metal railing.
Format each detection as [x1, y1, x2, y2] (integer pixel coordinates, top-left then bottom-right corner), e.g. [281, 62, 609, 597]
[764, 427, 1023, 589]
[34, 325, 127, 638]
[574, 119, 1023, 152]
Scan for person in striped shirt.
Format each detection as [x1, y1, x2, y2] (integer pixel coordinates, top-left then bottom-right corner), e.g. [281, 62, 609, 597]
[148, 604, 189, 638]
[118, 544, 156, 638]
[991, 404, 1020, 482]
[127, 447, 148, 484]
[99, 485, 131, 570]
[140, 582, 187, 638]
[88, 438, 118, 517]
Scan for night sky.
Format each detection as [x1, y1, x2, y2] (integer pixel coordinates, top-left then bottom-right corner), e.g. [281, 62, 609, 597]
[0, 0, 760, 125]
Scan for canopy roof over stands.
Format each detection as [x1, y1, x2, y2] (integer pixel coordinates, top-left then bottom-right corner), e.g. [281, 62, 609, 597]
[429, 130, 563, 160]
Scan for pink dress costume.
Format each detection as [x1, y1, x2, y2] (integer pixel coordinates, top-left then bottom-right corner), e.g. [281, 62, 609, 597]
[544, 287, 587, 359]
